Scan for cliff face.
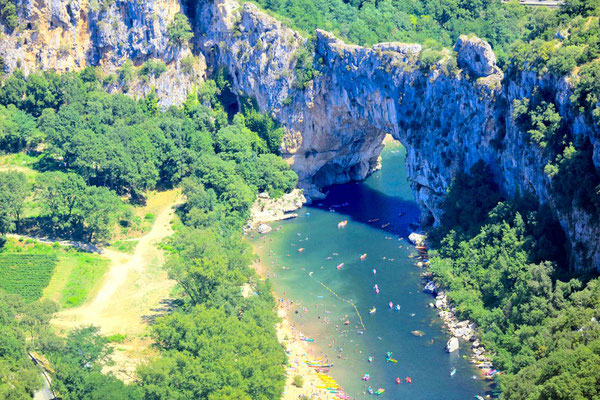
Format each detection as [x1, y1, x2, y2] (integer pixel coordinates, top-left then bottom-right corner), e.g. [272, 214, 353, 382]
[0, 0, 205, 107]
[193, 0, 599, 271]
[1, 0, 599, 270]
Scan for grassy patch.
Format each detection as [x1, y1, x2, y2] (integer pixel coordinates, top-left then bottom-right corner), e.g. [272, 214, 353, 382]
[43, 251, 110, 308]
[107, 333, 128, 343]
[0, 152, 40, 171]
[2, 238, 112, 308]
[115, 188, 180, 240]
[110, 240, 138, 254]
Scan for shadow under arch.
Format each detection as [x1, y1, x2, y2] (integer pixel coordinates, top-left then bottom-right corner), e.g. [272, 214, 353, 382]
[307, 144, 422, 239]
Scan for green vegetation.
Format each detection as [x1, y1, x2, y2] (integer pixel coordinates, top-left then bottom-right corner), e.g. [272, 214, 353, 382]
[292, 41, 319, 89]
[428, 162, 600, 399]
[0, 171, 29, 233]
[167, 13, 193, 46]
[240, 97, 287, 154]
[253, 0, 534, 59]
[180, 55, 197, 75]
[0, 68, 297, 242]
[110, 239, 138, 254]
[254, 0, 600, 128]
[57, 252, 109, 307]
[0, 238, 110, 308]
[51, 326, 143, 399]
[0, 0, 18, 31]
[36, 172, 126, 242]
[0, 65, 295, 398]
[0, 292, 52, 398]
[0, 253, 57, 301]
[512, 98, 562, 150]
[106, 333, 127, 343]
[139, 59, 168, 79]
[511, 88, 600, 222]
[293, 374, 304, 388]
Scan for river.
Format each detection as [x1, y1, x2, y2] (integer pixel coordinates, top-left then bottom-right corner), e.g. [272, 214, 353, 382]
[252, 141, 489, 399]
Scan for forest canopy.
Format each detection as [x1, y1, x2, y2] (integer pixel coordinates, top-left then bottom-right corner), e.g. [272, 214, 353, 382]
[0, 66, 294, 399]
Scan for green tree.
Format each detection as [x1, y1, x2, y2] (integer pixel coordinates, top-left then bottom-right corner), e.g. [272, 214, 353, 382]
[0, 0, 18, 31]
[52, 326, 142, 400]
[36, 172, 124, 241]
[0, 104, 42, 152]
[138, 60, 168, 79]
[167, 13, 193, 46]
[560, 0, 600, 17]
[0, 69, 26, 108]
[0, 171, 30, 233]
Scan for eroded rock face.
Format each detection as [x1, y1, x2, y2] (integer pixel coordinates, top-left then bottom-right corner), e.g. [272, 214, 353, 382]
[194, 0, 600, 271]
[0, 0, 205, 107]
[1, 0, 599, 271]
[454, 35, 500, 77]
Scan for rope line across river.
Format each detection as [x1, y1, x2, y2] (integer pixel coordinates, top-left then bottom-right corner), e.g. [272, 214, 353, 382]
[309, 274, 366, 332]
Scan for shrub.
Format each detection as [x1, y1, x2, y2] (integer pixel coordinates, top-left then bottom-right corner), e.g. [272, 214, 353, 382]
[168, 13, 193, 46]
[118, 60, 134, 84]
[139, 59, 168, 79]
[0, 0, 18, 31]
[292, 375, 304, 388]
[547, 45, 583, 76]
[293, 41, 318, 90]
[180, 56, 196, 75]
[419, 48, 444, 70]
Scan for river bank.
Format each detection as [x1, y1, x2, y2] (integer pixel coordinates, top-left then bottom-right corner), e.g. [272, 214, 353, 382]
[409, 234, 497, 385]
[252, 250, 348, 400]
[247, 189, 306, 233]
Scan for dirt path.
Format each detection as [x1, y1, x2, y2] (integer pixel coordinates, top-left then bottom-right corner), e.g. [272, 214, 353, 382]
[52, 190, 181, 382]
[53, 190, 181, 335]
[51, 190, 182, 379]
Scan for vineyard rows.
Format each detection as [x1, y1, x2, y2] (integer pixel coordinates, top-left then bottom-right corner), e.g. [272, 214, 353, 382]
[0, 254, 58, 301]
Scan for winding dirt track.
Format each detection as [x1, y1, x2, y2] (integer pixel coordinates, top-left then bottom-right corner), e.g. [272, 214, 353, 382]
[52, 192, 181, 336]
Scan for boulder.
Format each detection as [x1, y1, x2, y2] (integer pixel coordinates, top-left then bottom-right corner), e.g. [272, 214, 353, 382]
[408, 232, 426, 246]
[257, 224, 272, 234]
[446, 337, 459, 353]
[454, 35, 499, 77]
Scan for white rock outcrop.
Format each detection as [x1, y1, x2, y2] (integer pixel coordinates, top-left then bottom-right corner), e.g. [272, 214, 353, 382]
[454, 35, 501, 77]
[446, 337, 459, 353]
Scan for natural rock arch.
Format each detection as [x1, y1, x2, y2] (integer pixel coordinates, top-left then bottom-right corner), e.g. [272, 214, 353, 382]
[195, 0, 600, 271]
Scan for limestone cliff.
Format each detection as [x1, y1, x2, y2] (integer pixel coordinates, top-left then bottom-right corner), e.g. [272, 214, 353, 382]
[1, 0, 599, 270]
[0, 0, 205, 107]
[192, 0, 599, 271]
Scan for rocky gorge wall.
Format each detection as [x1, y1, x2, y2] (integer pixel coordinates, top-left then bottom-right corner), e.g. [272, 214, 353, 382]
[0, 0, 206, 107]
[1, 0, 598, 271]
[193, 0, 599, 271]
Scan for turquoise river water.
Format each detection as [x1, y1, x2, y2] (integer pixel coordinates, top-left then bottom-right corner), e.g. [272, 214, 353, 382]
[251, 142, 489, 399]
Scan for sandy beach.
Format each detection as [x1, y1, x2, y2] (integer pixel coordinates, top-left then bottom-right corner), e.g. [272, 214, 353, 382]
[252, 245, 346, 400]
